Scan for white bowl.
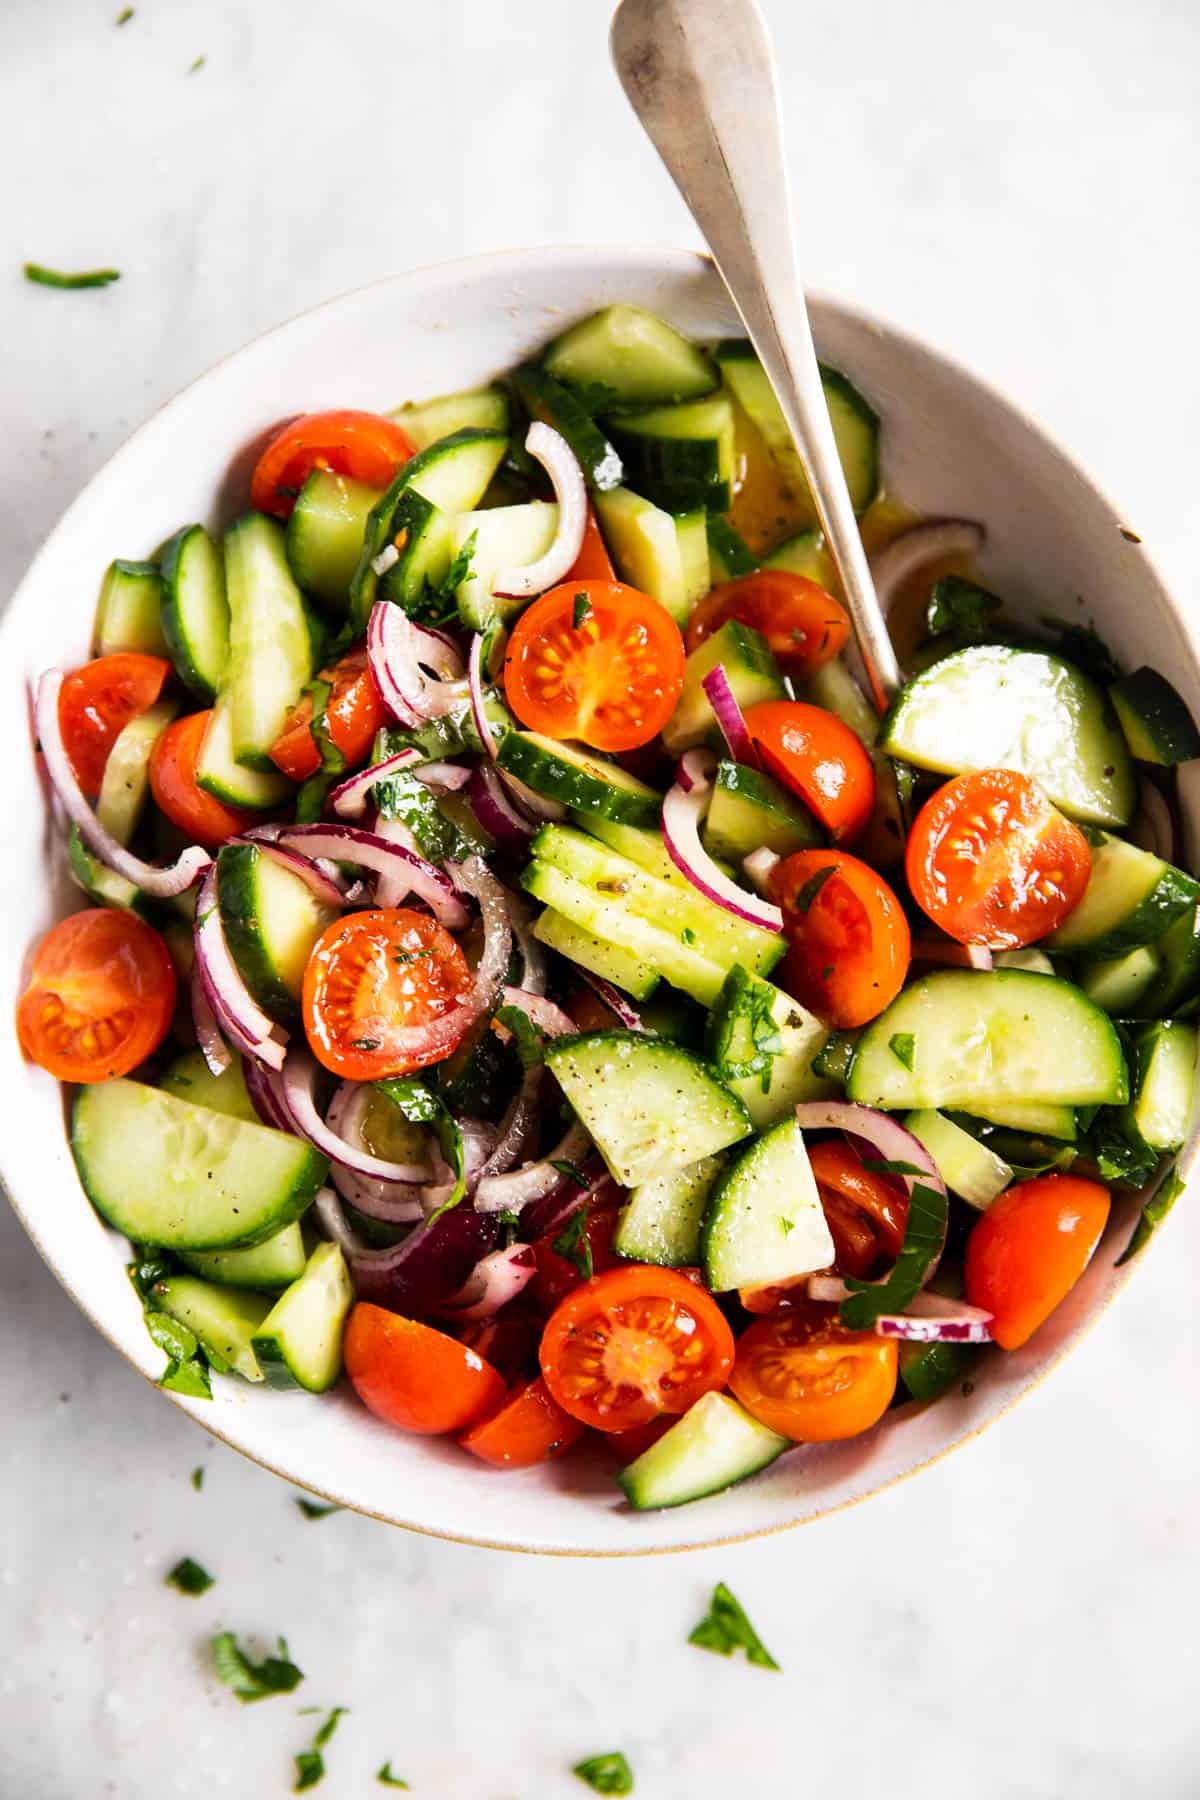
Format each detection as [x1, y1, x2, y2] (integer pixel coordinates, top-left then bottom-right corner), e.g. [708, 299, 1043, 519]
[3, 246, 1194, 1555]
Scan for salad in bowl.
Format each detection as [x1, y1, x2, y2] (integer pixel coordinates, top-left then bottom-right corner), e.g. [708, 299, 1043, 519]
[17, 298, 1197, 1515]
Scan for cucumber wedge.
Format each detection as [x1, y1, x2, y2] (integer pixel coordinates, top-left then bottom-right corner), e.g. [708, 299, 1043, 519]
[614, 1154, 724, 1266]
[496, 732, 661, 826]
[1078, 945, 1161, 1015]
[1135, 904, 1200, 1017]
[67, 823, 150, 915]
[544, 305, 717, 407]
[1125, 1020, 1197, 1153]
[251, 1242, 354, 1392]
[286, 469, 382, 611]
[605, 392, 737, 514]
[95, 698, 177, 845]
[544, 1030, 752, 1187]
[592, 486, 708, 624]
[847, 970, 1128, 1110]
[390, 383, 510, 450]
[451, 500, 558, 633]
[701, 1116, 834, 1292]
[71, 1081, 327, 1250]
[1110, 666, 1200, 767]
[150, 1275, 271, 1381]
[531, 906, 660, 1001]
[180, 1221, 308, 1291]
[703, 760, 821, 863]
[716, 342, 879, 519]
[904, 1109, 1012, 1209]
[661, 620, 786, 757]
[161, 524, 230, 701]
[961, 1100, 1078, 1141]
[221, 513, 317, 772]
[195, 690, 293, 809]
[160, 1048, 259, 1122]
[512, 364, 623, 491]
[705, 965, 831, 1129]
[94, 558, 168, 656]
[217, 841, 337, 1020]
[618, 1391, 789, 1511]
[1046, 832, 1198, 957]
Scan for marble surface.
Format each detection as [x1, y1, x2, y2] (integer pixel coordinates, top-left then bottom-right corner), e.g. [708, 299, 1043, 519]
[2, 0, 1199, 1793]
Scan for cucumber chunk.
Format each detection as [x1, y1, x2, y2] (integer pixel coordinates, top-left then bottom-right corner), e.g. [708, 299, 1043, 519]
[703, 760, 821, 863]
[95, 698, 177, 846]
[217, 841, 337, 1020]
[220, 513, 317, 772]
[762, 529, 836, 586]
[512, 364, 622, 491]
[706, 965, 831, 1129]
[452, 500, 558, 633]
[614, 1154, 724, 1266]
[963, 1099, 1078, 1141]
[662, 619, 786, 757]
[1135, 904, 1200, 1017]
[532, 906, 660, 1000]
[1047, 832, 1198, 957]
[94, 559, 168, 656]
[904, 1109, 1012, 1209]
[706, 515, 758, 582]
[251, 1242, 354, 1392]
[993, 948, 1055, 974]
[881, 645, 1136, 828]
[160, 1048, 258, 1122]
[180, 1221, 308, 1292]
[572, 811, 691, 888]
[716, 341, 879, 519]
[544, 1030, 752, 1187]
[1110, 666, 1200, 766]
[1125, 1020, 1197, 1152]
[286, 469, 382, 612]
[71, 1080, 327, 1250]
[702, 1116, 834, 1292]
[899, 1339, 972, 1404]
[391, 383, 510, 450]
[523, 861, 730, 1005]
[1078, 945, 1161, 1015]
[544, 305, 718, 407]
[593, 486, 707, 624]
[802, 656, 880, 746]
[66, 823, 150, 915]
[496, 732, 661, 825]
[195, 690, 292, 809]
[161, 524, 230, 701]
[150, 1275, 271, 1382]
[618, 1390, 790, 1510]
[605, 392, 737, 514]
[847, 970, 1128, 1110]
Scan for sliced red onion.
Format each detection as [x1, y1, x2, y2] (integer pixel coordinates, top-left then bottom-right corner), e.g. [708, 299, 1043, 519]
[702, 664, 759, 766]
[237, 838, 348, 911]
[367, 601, 469, 726]
[493, 423, 586, 598]
[508, 901, 548, 995]
[875, 1312, 992, 1344]
[578, 971, 645, 1030]
[868, 518, 986, 615]
[190, 961, 231, 1077]
[370, 815, 419, 906]
[911, 935, 994, 972]
[474, 1064, 543, 1182]
[417, 761, 472, 793]
[243, 1057, 292, 1131]
[340, 1198, 500, 1315]
[36, 669, 210, 898]
[663, 758, 784, 932]
[328, 748, 425, 818]
[280, 1050, 431, 1182]
[276, 824, 468, 929]
[1131, 777, 1180, 864]
[743, 847, 781, 896]
[437, 1244, 537, 1321]
[498, 984, 577, 1038]
[793, 1101, 946, 1202]
[467, 762, 536, 845]
[193, 865, 288, 1070]
[677, 746, 716, 794]
[475, 1120, 592, 1213]
[520, 1163, 613, 1241]
[331, 1165, 428, 1224]
[468, 632, 499, 761]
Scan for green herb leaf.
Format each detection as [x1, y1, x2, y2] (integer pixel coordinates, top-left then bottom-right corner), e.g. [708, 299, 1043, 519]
[888, 1032, 915, 1071]
[1038, 615, 1121, 686]
[553, 1205, 593, 1281]
[191, 1466, 204, 1491]
[294, 1750, 323, 1790]
[401, 527, 477, 631]
[145, 1310, 197, 1364]
[680, 926, 697, 946]
[573, 592, 594, 629]
[373, 767, 476, 861]
[780, 1216, 794, 1235]
[376, 1766, 410, 1789]
[573, 1750, 634, 1793]
[688, 1582, 780, 1671]
[840, 1181, 949, 1329]
[550, 1159, 589, 1188]
[210, 1632, 304, 1703]
[115, 6, 134, 21]
[295, 1498, 342, 1520]
[167, 1556, 214, 1595]
[189, 54, 206, 72]
[496, 1002, 549, 1070]
[160, 1357, 213, 1399]
[376, 1075, 465, 1216]
[1116, 1163, 1184, 1266]
[24, 262, 120, 290]
[313, 1707, 348, 1750]
[1086, 1110, 1159, 1188]
[925, 575, 1002, 641]
[794, 866, 836, 913]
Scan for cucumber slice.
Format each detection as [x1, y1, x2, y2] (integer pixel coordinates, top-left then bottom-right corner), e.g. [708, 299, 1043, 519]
[161, 524, 230, 701]
[94, 559, 168, 656]
[605, 392, 737, 513]
[217, 842, 337, 1020]
[220, 513, 317, 772]
[703, 760, 822, 863]
[374, 688, 513, 768]
[179, 1221, 308, 1291]
[675, 508, 711, 609]
[848, 970, 1127, 1111]
[286, 469, 382, 612]
[1046, 832, 1198, 957]
[66, 823, 150, 916]
[72, 1080, 326, 1250]
[881, 645, 1136, 829]
[662, 619, 786, 757]
[762, 529, 836, 586]
[160, 1048, 259, 1122]
[544, 1030, 752, 1187]
[523, 861, 729, 1004]
[532, 906, 661, 1001]
[899, 1339, 972, 1404]
[251, 1241, 354, 1392]
[391, 383, 510, 451]
[452, 500, 558, 633]
[702, 1116, 834, 1292]
[1125, 1020, 1197, 1152]
[706, 965, 831, 1129]
[716, 341, 879, 519]
[617, 1390, 789, 1510]
[614, 1154, 724, 1266]
[150, 1275, 271, 1382]
[593, 486, 693, 623]
[1110, 666, 1200, 766]
[512, 364, 622, 491]
[1078, 945, 1161, 1015]
[904, 1109, 1012, 1209]
[95, 698, 177, 845]
[802, 655, 880, 746]
[706, 515, 758, 582]
[572, 812, 689, 888]
[496, 732, 661, 825]
[1135, 904, 1200, 1017]
[544, 305, 717, 407]
[195, 690, 292, 809]
[993, 948, 1055, 974]
[963, 1099, 1078, 1140]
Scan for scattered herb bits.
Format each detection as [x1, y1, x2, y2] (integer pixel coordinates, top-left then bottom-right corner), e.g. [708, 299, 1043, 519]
[210, 1632, 303, 1702]
[23, 263, 120, 290]
[688, 1582, 779, 1671]
[166, 1556, 214, 1595]
[295, 1497, 343, 1520]
[573, 1750, 634, 1794]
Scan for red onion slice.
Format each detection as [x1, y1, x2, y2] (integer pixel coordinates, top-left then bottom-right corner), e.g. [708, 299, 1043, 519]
[868, 519, 986, 615]
[467, 762, 536, 845]
[193, 864, 288, 1070]
[276, 824, 469, 929]
[1131, 777, 1180, 864]
[237, 839, 348, 911]
[793, 1101, 946, 1202]
[280, 1050, 431, 1182]
[498, 984, 578, 1039]
[468, 632, 500, 761]
[662, 758, 784, 932]
[493, 423, 587, 598]
[328, 748, 424, 818]
[702, 664, 759, 766]
[437, 1244, 537, 1321]
[190, 961, 231, 1077]
[911, 935, 994, 972]
[36, 669, 210, 898]
[508, 902, 548, 996]
[367, 601, 469, 725]
[475, 1120, 593, 1213]
[874, 1312, 992, 1344]
[243, 1056, 293, 1131]
[578, 971, 645, 1031]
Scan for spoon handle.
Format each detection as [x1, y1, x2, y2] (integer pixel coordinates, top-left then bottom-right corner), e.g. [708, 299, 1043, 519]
[610, 0, 901, 708]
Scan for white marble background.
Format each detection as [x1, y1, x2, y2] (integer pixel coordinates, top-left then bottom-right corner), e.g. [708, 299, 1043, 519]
[2, 1, 1199, 1794]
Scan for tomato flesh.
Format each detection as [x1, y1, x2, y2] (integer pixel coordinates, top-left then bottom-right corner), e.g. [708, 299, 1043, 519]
[565, 507, 617, 582]
[302, 908, 473, 1081]
[770, 848, 911, 1029]
[459, 1375, 586, 1468]
[532, 1201, 621, 1312]
[149, 711, 256, 847]
[344, 1303, 505, 1435]
[539, 1264, 735, 1432]
[249, 409, 414, 519]
[906, 768, 1092, 949]
[269, 649, 387, 783]
[730, 1302, 898, 1442]
[503, 580, 685, 752]
[745, 700, 875, 841]
[808, 1139, 908, 1278]
[685, 571, 850, 673]
[965, 1173, 1110, 1349]
[59, 653, 171, 795]
[17, 909, 176, 1082]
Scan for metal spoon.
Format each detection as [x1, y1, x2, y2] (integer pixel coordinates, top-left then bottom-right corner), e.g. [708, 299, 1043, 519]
[610, 0, 901, 708]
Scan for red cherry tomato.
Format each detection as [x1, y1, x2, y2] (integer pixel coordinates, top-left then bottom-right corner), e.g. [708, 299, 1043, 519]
[730, 1302, 898, 1441]
[302, 909, 473, 1080]
[532, 1201, 622, 1312]
[769, 848, 911, 1028]
[965, 1174, 1111, 1349]
[459, 1375, 586, 1468]
[250, 409, 414, 519]
[269, 649, 387, 784]
[58, 653, 171, 795]
[17, 909, 176, 1082]
[343, 1303, 505, 1435]
[685, 571, 850, 672]
[565, 507, 617, 582]
[745, 700, 876, 841]
[808, 1139, 908, 1278]
[149, 711, 257, 847]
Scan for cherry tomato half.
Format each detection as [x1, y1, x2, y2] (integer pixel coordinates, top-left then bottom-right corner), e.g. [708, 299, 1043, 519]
[17, 909, 176, 1082]
[532, 1201, 622, 1312]
[459, 1375, 586, 1469]
[808, 1139, 908, 1278]
[769, 848, 911, 1029]
[58, 652, 171, 795]
[745, 700, 875, 841]
[250, 409, 414, 519]
[344, 1303, 505, 1435]
[149, 711, 256, 847]
[965, 1173, 1111, 1349]
[729, 1302, 898, 1442]
[503, 580, 685, 753]
[906, 769, 1092, 949]
[685, 571, 850, 673]
[539, 1264, 735, 1432]
[269, 649, 387, 784]
[302, 908, 473, 1081]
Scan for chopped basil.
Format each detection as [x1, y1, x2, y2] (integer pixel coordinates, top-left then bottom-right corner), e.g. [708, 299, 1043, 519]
[376, 1075, 465, 1215]
[293, 1751, 323, 1790]
[840, 1180, 949, 1329]
[553, 1205, 593, 1281]
[550, 1159, 589, 1188]
[496, 1002, 549, 1070]
[189, 54, 206, 72]
[23, 262, 120, 289]
[1038, 614, 1121, 686]
[376, 1766, 410, 1789]
[681, 926, 697, 946]
[129, 1257, 217, 1398]
[794, 866, 836, 913]
[1086, 1110, 1158, 1188]
[689, 1582, 779, 1671]
[115, 6, 133, 20]
[374, 767, 477, 862]
[167, 1556, 214, 1595]
[1116, 1163, 1184, 1266]
[210, 1632, 303, 1703]
[402, 529, 476, 632]
[925, 575, 1001, 641]
[295, 1498, 342, 1520]
[191, 1466, 204, 1491]
[780, 1216, 794, 1235]
[888, 1033, 915, 1071]
[573, 1750, 634, 1793]
[573, 592, 594, 629]
[313, 1707, 348, 1749]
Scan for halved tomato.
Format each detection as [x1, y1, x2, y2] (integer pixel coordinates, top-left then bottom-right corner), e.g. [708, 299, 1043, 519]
[769, 848, 911, 1029]
[58, 652, 171, 795]
[269, 649, 387, 784]
[685, 571, 849, 673]
[744, 700, 875, 841]
[17, 909, 176, 1082]
[302, 908, 473, 1080]
[344, 1303, 505, 1434]
[149, 711, 256, 847]
[250, 409, 414, 519]
[729, 1302, 898, 1442]
[459, 1375, 586, 1468]
[808, 1139, 908, 1278]
[965, 1173, 1110, 1349]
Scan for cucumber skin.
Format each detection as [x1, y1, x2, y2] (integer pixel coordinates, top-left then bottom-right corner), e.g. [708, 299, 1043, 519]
[160, 524, 229, 702]
[216, 842, 305, 1021]
[1110, 667, 1200, 766]
[496, 734, 661, 827]
[617, 1391, 790, 1510]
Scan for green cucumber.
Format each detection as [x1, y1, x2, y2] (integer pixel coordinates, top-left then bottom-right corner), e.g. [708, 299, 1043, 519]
[150, 1275, 271, 1382]
[593, 486, 703, 624]
[899, 1340, 973, 1404]
[847, 970, 1128, 1110]
[614, 1154, 724, 1266]
[286, 469, 382, 612]
[66, 823, 150, 915]
[374, 687, 513, 767]
[195, 691, 292, 809]
[391, 383, 510, 450]
[451, 500, 558, 633]
[251, 1241, 354, 1392]
[511, 364, 622, 490]
[802, 656, 880, 746]
[572, 812, 691, 888]
[531, 906, 661, 1000]
[1125, 1020, 1197, 1152]
[523, 861, 728, 1003]
[161, 524, 230, 701]
[661, 619, 786, 757]
[705, 965, 831, 1129]
[1110, 667, 1200, 766]
[544, 1030, 752, 1187]
[605, 392, 736, 513]
[543, 305, 717, 407]
[963, 1100, 1078, 1141]
[160, 1049, 258, 1122]
[1046, 832, 1198, 957]
[496, 732, 661, 825]
[179, 1221, 308, 1292]
[716, 341, 879, 519]
[904, 1109, 1012, 1209]
[993, 948, 1055, 974]
[72, 1080, 326, 1250]
[706, 515, 758, 582]
[617, 1390, 789, 1510]
[881, 644, 1136, 829]
[701, 1116, 833, 1292]
[675, 508, 711, 609]
[94, 559, 168, 656]
[216, 842, 337, 1020]
[219, 512, 317, 772]
[703, 759, 821, 863]
[95, 698, 177, 846]
[1135, 905, 1200, 1017]
[762, 529, 835, 585]
[1078, 945, 1161, 1015]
